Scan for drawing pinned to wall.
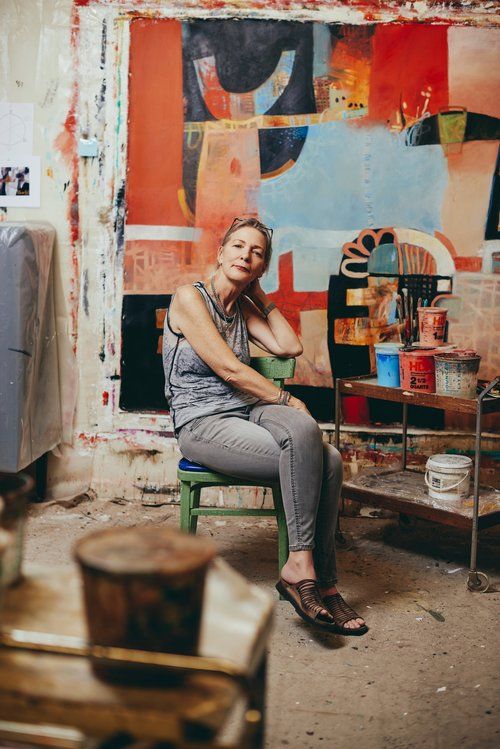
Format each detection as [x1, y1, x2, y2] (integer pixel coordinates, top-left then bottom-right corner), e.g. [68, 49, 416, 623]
[0, 103, 39, 208]
[0, 103, 34, 156]
[122, 18, 500, 417]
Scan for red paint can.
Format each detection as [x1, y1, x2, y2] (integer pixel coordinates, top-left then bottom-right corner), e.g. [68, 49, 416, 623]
[341, 395, 370, 425]
[399, 349, 437, 392]
[418, 307, 448, 346]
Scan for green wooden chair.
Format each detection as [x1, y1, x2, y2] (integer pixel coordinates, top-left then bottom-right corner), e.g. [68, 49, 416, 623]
[178, 357, 295, 577]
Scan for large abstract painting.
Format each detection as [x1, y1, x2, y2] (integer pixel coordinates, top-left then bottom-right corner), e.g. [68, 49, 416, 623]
[120, 19, 500, 415]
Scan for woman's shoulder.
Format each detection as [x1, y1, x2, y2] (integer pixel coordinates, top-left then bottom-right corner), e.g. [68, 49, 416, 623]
[171, 283, 211, 320]
[174, 282, 204, 304]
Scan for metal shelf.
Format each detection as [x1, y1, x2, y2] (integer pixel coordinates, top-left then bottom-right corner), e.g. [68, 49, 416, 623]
[335, 376, 500, 593]
[338, 375, 500, 415]
[342, 468, 500, 530]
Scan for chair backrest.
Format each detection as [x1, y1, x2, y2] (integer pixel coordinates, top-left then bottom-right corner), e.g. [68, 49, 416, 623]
[250, 356, 296, 389]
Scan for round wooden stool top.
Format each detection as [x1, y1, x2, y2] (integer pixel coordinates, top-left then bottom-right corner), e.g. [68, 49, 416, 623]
[74, 526, 216, 577]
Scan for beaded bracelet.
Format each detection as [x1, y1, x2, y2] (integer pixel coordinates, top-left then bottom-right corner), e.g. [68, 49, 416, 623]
[262, 302, 276, 318]
[276, 388, 291, 406]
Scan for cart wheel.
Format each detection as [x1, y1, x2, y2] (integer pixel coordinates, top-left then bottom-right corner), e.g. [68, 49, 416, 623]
[335, 530, 353, 551]
[467, 571, 490, 593]
[398, 513, 417, 532]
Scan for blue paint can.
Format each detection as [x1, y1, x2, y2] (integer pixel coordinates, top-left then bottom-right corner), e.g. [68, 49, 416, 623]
[375, 343, 403, 387]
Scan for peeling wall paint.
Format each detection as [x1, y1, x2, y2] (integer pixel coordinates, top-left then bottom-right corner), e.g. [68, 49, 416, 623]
[71, 1, 500, 26]
[0, 1, 498, 504]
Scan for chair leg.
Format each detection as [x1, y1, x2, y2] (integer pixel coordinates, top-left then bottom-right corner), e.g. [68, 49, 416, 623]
[189, 484, 201, 534]
[272, 486, 288, 587]
[179, 480, 192, 533]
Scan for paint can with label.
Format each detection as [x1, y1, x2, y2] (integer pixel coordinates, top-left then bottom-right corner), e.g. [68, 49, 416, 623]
[425, 454, 472, 501]
[418, 307, 448, 346]
[399, 349, 436, 392]
[375, 342, 403, 387]
[434, 350, 481, 399]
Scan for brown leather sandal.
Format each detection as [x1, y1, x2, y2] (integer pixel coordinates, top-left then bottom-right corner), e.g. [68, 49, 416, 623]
[276, 578, 337, 631]
[321, 592, 369, 636]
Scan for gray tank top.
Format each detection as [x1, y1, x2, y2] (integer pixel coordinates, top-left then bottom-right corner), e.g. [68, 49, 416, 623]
[163, 282, 258, 433]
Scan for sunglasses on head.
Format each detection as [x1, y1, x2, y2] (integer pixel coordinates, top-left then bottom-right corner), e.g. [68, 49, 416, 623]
[229, 216, 274, 241]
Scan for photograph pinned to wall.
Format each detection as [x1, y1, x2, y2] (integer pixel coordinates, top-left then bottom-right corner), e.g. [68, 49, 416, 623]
[0, 156, 40, 207]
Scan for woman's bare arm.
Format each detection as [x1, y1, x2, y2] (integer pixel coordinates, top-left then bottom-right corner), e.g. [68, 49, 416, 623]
[170, 285, 297, 404]
[240, 296, 303, 357]
[241, 280, 303, 357]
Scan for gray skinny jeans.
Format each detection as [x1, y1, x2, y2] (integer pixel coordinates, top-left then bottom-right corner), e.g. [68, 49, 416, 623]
[177, 402, 343, 586]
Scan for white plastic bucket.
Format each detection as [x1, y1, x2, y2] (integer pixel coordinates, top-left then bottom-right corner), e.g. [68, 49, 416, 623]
[425, 454, 472, 501]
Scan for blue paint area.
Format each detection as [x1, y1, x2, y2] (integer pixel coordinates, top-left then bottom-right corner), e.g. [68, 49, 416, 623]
[260, 123, 364, 231]
[386, 293, 398, 325]
[375, 347, 401, 387]
[259, 122, 448, 291]
[260, 123, 447, 231]
[312, 24, 332, 78]
[369, 132, 447, 231]
[254, 51, 296, 114]
[368, 243, 400, 274]
[260, 228, 352, 294]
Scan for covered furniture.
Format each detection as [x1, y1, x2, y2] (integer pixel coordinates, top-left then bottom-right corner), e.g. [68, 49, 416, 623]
[0, 222, 61, 474]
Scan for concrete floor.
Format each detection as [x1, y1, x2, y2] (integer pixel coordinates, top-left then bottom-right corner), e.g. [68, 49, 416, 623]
[24, 497, 500, 749]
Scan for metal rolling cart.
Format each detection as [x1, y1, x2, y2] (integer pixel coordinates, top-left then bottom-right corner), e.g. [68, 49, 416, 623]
[335, 375, 500, 593]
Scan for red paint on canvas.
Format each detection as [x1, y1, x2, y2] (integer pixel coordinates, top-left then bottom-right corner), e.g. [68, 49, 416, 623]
[55, 3, 82, 344]
[454, 256, 482, 271]
[267, 252, 328, 335]
[368, 25, 449, 127]
[127, 19, 185, 226]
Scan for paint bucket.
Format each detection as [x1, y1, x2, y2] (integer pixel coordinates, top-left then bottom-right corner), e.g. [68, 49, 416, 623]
[434, 350, 481, 399]
[375, 342, 403, 387]
[425, 454, 472, 501]
[399, 349, 436, 392]
[418, 307, 448, 346]
[0, 472, 33, 587]
[341, 396, 370, 425]
[75, 526, 216, 682]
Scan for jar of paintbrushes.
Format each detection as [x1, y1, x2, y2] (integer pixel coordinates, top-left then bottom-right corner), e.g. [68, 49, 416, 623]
[389, 289, 449, 393]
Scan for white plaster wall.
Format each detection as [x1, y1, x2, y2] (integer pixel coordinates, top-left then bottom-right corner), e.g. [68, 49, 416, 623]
[1, 1, 498, 504]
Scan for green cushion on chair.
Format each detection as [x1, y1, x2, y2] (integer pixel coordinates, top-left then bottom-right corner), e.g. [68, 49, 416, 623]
[250, 356, 295, 382]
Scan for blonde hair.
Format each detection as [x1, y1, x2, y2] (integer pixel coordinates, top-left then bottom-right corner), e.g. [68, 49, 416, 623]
[221, 217, 273, 267]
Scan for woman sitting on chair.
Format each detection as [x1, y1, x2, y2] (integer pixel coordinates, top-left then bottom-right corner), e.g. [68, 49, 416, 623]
[163, 217, 367, 635]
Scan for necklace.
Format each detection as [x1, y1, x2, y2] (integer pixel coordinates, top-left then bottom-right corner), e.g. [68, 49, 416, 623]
[210, 276, 234, 339]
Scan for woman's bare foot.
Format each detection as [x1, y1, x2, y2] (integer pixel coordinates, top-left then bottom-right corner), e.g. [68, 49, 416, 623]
[280, 551, 329, 618]
[319, 585, 366, 630]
